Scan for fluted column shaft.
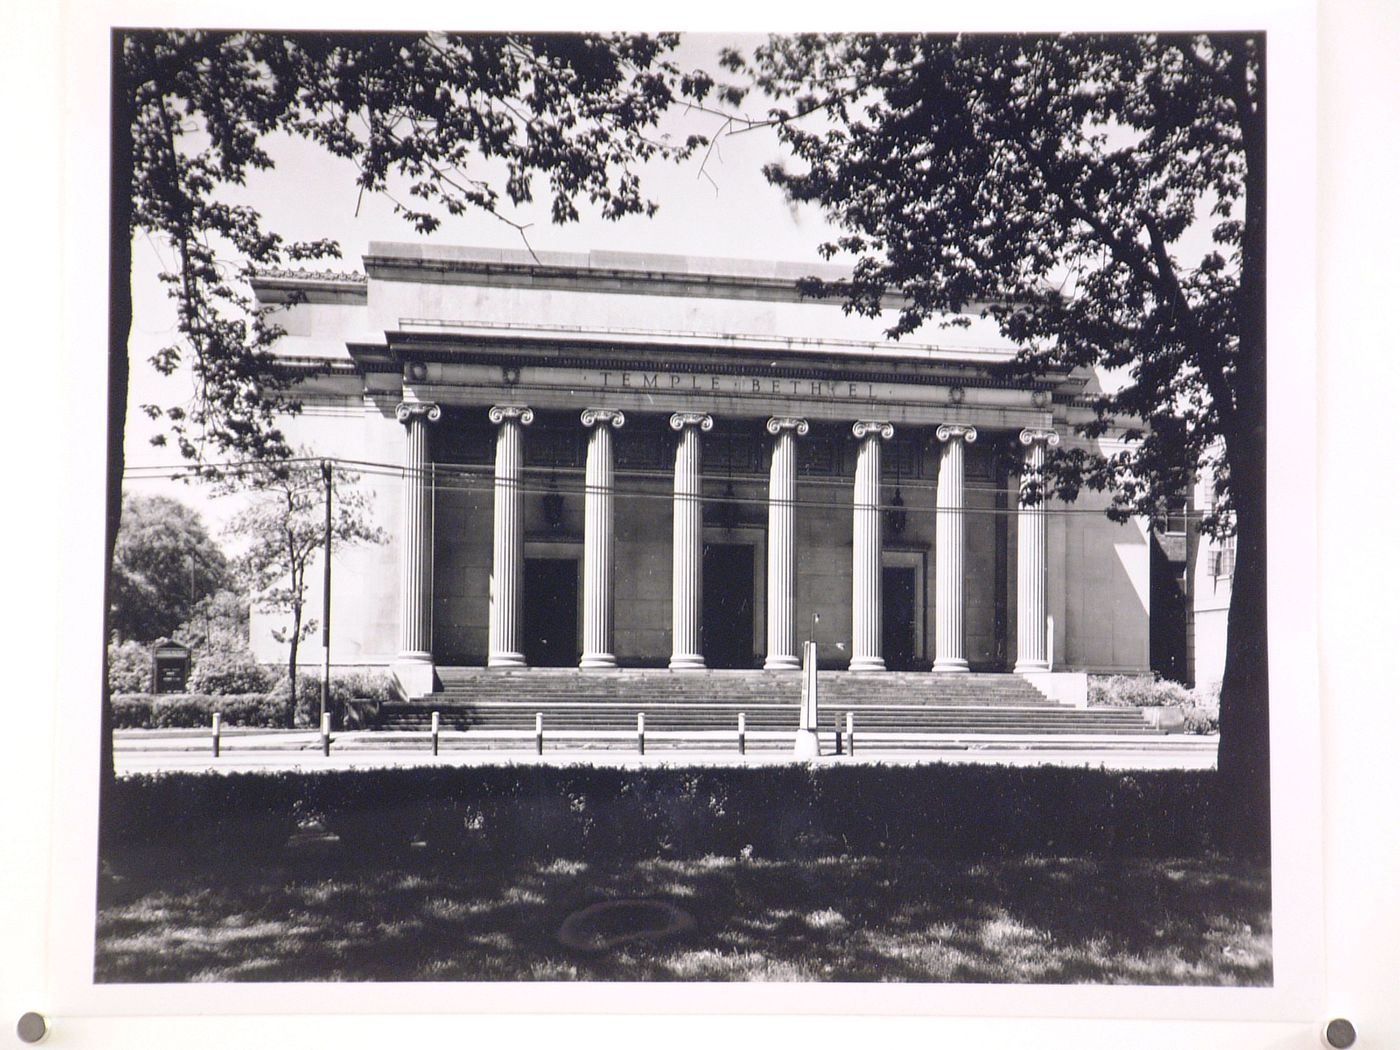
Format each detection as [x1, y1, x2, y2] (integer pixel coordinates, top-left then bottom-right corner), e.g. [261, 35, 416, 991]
[580, 408, 625, 669]
[669, 413, 712, 671]
[765, 417, 808, 670]
[850, 421, 894, 673]
[933, 423, 978, 672]
[1015, 428, 1060, 673]
[488, 405, 534, 668]
[396, 402, 441, 664]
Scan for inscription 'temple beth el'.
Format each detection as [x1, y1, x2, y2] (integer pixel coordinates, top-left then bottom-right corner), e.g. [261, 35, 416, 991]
[591, 371, 875, 399]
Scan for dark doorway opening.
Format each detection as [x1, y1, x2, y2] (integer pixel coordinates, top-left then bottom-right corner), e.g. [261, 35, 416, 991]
[523, 558, 579, 667]
[702, 543, 755, 669]
[882, 565, 919, 671]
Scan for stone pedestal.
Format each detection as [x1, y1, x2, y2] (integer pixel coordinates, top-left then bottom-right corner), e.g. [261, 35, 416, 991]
[487, 405, 534, 668]
[933, 423, 977, 673]
[669, 413, 712, 671]
[393, 401, 440, 697]
[764, 417, 808, 670]
[580, 408, 625, 670]
[1015, 428, 1059, 673]
[850, 421, 893, 673]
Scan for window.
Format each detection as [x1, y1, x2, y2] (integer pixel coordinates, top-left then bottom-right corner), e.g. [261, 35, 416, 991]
[1210, 538, 1237, 579]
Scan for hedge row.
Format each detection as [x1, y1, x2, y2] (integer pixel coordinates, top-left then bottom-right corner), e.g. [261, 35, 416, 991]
[104, 764, 1226, 863]
[113, 670, 400, 729]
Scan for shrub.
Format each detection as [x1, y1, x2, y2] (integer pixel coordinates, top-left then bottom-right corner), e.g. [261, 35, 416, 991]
[188, 641, 274, 695]
[266, 669, 398, 728]
[1089, 675, 1193, 708]
[110, 693, 290, 728]
[107, 640, 152, 694]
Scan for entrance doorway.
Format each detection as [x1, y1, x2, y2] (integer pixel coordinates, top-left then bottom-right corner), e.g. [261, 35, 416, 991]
[882, 565, 919, 671]
[702, 543, 755, 669]
[522, 558, 579, 667]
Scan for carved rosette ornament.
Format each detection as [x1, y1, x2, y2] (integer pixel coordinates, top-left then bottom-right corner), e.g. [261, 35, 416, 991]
[581, 407, 626, 429]
[936, 423, 978, 444]
[1018, 427, 1060, 448]
[489, 404, 535, 427]
[766, 416, 810, 437]
[669, 412, 714, 432]
[852, 420, 895, 440]
[395, 401, 442, 425]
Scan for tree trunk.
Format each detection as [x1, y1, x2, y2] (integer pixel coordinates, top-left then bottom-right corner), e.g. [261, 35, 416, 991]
[287, 607, 300, 729]
[101, 33, 133, 857]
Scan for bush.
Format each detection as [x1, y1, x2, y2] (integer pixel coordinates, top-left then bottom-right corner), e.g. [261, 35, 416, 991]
[266, 669, 398, 728]
[1089, 675, 1220, 735]
[188, 641, 274, 695]
[107, 640, 152, 694]
[110, 693, 290, 729]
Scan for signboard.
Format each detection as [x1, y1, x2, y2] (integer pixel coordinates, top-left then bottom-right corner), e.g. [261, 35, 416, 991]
[149, 641, 192, 695]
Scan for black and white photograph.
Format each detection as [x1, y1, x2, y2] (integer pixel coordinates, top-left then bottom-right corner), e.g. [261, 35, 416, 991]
[16, 3, 1400, 1046]
[87, 27, 1278, 987]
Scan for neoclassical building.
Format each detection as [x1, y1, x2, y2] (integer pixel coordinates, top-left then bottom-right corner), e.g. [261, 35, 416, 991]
[250, 243, 1156, 698]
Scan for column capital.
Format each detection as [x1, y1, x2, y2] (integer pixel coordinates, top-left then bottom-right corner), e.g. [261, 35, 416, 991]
[669, 412, 714, 432]
[581, 407, 626, 429]
[396, 401, 442, 425]
[852, 420, 894, 440]
[936, 423, 978, 444]
[1018, 427, 1061, 448]
[489, 404, 535, 426]
[766, 416, 810, 436]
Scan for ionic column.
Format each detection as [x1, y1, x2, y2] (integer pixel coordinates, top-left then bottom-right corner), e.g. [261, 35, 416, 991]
[764, 417, 808, 670]
[669, 412, 713, 671]
[850, 421, 894, 673]
[933, 423, 978, 672]
[487, 405, 534, 668]
[1015, 428, 1060, 673]
[394, 401, 441, 695]
[580, 408, 625, 670]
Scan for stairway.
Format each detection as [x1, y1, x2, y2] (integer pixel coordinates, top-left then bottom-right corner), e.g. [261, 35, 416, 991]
[363, 668, 1158, 738]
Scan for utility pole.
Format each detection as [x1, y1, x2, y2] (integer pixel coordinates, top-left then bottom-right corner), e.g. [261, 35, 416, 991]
[320, 460, 332, 728]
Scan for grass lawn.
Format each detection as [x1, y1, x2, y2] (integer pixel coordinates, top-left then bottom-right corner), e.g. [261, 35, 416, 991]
[96, 840, 1270, 984]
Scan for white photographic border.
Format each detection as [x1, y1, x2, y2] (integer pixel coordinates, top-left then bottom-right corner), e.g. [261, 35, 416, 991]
[4, 0, 1391, 1046]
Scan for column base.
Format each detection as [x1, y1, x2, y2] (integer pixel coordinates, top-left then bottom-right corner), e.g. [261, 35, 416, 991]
[669, 653, 706, 671]
[1014, 659, 1050, 674]
[764, 654, 801, 671]
[793, 729, 820, 759]
[392, 653, 436, 698]
[580, 653, 618, 670]
[488, 652, 528, 669]
[848, 656, 886, 673]
[931, 658, 970, 673]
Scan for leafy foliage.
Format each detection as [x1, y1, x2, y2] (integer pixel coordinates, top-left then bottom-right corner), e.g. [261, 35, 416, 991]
[731, 32, 1268, 850]
[107, 639, 154, 694]
[122, 30, 712, 467]
[225, 456, 386, 712]
[112, 692, 289, 729]
[187, 639, 275, 695]
[110, 493, 231, 641]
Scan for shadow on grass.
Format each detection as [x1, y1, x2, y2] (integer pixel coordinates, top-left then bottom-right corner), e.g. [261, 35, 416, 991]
[96, 839, 1270, 984]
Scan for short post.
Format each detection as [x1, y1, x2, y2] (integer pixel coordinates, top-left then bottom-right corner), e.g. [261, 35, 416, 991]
[211, 711, 221, 758]
[834, 712, 843, 755]
[846, 711, 854, 756]
[430, 711, 440, 756]
[1047, 615, 1055, 673]
[535, 712, 544, 755]
[320, 711, 331, 757]
[738, 712, 746, 755]
[637, 712, 646, 755]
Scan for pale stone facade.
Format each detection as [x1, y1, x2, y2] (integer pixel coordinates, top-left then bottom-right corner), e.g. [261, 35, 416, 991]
[249, 243, 1154, 697]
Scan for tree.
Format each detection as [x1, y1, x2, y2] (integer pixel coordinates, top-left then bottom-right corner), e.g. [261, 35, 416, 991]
[225, 457, 385, 720]
[110, 492, 231, 641]
[102, 30, 713, 807]
[733, 33, 1268, 852]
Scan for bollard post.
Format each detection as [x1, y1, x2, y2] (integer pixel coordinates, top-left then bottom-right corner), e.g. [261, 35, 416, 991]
[637, 712, 645, 755]
[211, 711, 221, 758]
[431, 711, 440, 756]
[535, 712, 543, 755]
[846, 711, 854, 756]
[738, 712, 746, 755]
[320, 711, 331, 757]
[834, 713, 843, 756]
